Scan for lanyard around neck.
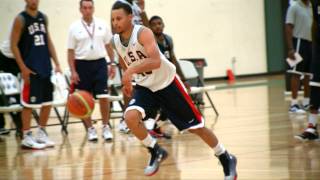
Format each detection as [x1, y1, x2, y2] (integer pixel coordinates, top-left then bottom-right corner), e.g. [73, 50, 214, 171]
[81, 20, 95, 40]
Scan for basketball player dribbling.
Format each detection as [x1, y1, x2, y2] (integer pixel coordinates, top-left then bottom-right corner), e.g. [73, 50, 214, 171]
[111, 2, 238, 179]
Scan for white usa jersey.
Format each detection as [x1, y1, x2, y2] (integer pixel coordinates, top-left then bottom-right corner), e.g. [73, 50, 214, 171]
[113, 25, 176, 92]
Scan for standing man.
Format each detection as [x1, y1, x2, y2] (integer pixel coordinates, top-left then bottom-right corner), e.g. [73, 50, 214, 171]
[68, 0, 115, 141]
[285, 0, 313, 113]
[11, 0, 61, 149]
[111, 2, 237, 178]
[295, 0, 320, 140]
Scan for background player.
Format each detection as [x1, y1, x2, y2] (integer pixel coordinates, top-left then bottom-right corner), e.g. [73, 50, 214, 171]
[11, 0, 61, 149]
[285, 0, 313, 113]
[295, 0, 320, 141]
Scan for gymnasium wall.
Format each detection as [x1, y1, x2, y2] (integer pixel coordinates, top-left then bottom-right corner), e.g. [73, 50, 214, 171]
[0, 0, 267, 79]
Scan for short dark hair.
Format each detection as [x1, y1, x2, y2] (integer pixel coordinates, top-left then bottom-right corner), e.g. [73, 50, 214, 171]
[149, 15, 163, 24]
[112, 1, 132, 15]
[80, 0, 94, 7]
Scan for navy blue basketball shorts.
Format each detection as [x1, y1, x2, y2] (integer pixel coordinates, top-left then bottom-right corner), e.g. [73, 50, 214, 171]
[310, 41, 320, 87]
[309, 41, 320, 109]
[21, 74, 53, 108]
[75, 58, 108, 99]
[287, 38, 312, 76]
[125, 76, 204, 131]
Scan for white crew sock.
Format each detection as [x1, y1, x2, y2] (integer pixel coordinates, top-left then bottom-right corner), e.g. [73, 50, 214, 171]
[308, 113, 318, 127]
[302, 98, 310, 106]
[291, 99, 298, 106]
[213, 142, 226, 156]
[142, 134, 156, 148]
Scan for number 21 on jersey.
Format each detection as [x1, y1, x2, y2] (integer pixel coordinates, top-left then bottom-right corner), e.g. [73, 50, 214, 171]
[34, 34, 45, 46]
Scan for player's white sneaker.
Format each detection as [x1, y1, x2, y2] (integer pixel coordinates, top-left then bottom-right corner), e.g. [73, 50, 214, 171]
[119, 119, 130, 134]
[21, 132, 46, 150]
[289, 104, 306, 114]
[88, 127, 98, 141]
[35, 128, 55, 147]
[102, 125, 113, 141]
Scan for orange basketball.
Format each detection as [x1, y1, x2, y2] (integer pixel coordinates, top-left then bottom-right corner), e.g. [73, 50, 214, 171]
[67, 90, 95, 119]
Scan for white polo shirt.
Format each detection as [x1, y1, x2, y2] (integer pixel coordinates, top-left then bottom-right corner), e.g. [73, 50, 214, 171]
[68, 17, 112, 60]
[286, 0, 313, 41]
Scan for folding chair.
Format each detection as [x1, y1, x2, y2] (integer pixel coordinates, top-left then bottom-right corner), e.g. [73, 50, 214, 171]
[107, 64, 124, 115]
[51, 72, 69, 134]
[0, 73, 23, 133]
[0, 73, 22, 111]
[178, 60, 219, 116]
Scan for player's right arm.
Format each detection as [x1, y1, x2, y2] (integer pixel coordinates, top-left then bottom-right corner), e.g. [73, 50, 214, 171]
[10, 15, 35, 84]
[67, 49, 80, 84]
[285, 5, 296, 60]
[67, 25, 80, 84]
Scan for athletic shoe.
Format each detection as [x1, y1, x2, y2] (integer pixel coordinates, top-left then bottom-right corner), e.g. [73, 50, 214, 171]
[102, 125, 113, 141]
[21, 132, 46, 150]
[35, 128, 55, 147]
[144, 143, 168, 176]
[303, 104, 310, 111]
[217, 151, 238, 180]
[0, 128, 10, 135]
[88, 127, 98, 141]
[119, 119, 130, 134]
[289, 104, 306, 114]
[294, 126, 319, 141]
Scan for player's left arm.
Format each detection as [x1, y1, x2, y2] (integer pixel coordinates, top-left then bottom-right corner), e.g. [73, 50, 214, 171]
[105, 43, 116, 78]
[45, 16, 61, 73]
[125, 27, 161, 75]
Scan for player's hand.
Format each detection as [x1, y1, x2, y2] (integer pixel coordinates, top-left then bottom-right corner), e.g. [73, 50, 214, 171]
[108, 65, 116, 79]
[122, 70, 133, 97]
[71, 70, 80, 85]
[21, 66, 36, 84]
[288, 49, 295, 60]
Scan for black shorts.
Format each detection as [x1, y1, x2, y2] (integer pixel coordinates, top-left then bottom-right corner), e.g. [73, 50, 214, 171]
[0, 51, 20, 76]
[125, 76, 204, 131]
[310, 41, 320, 87]
[287, 38, 312, 75]
[75, 58, 108, 98]
[21, 74, 53, 108]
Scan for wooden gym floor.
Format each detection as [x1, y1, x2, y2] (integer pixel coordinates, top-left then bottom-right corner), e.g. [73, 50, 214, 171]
[0, 75, 319, 180]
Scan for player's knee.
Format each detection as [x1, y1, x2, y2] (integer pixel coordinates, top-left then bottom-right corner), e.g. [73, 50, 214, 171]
[124, 110, 141, 126]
